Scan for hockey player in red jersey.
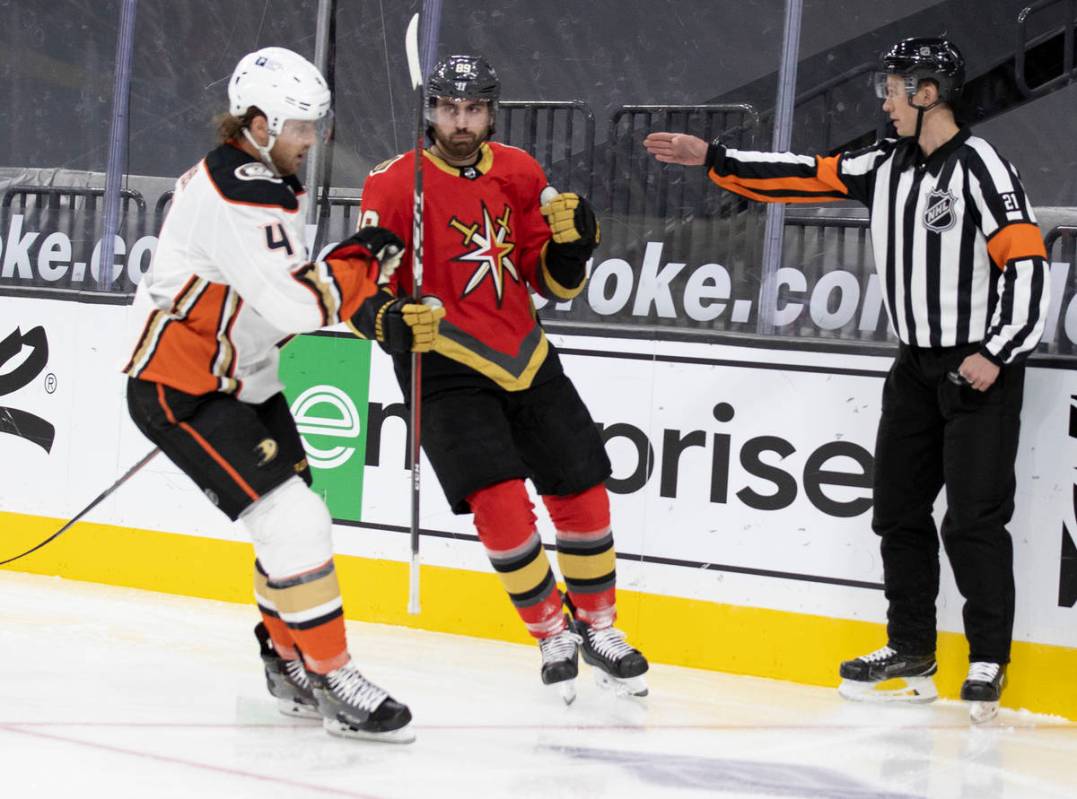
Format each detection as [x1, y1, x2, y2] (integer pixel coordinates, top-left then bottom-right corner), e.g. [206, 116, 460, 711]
[352, 54, 648, 702]
[123, 47, 444, 742]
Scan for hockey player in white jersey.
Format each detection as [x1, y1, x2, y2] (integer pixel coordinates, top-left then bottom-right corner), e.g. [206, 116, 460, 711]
[123, 47, 444, 743]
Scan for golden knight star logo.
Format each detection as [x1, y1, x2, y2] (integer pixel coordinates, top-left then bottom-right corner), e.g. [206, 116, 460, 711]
[449, 202, 518, 304]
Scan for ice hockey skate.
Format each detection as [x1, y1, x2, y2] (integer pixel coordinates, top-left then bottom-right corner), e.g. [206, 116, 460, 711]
[837, 645, 938, 703]
[539, 622, 583, 704]
[254, 622, 320, 719]
[962, 662, 1005, 724]
[574, 619, 649, 697]
[308, 660, 415, 743]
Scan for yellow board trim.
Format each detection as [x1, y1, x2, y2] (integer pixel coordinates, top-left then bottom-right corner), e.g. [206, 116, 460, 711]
[3, 510, 1076, 720]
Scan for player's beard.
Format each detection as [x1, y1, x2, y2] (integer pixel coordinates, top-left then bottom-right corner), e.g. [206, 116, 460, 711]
[432, 128, 484, 163]
[269, 145, 306, 177]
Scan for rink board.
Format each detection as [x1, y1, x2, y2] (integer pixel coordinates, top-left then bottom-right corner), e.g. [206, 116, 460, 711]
[2, 296, 1076, 718]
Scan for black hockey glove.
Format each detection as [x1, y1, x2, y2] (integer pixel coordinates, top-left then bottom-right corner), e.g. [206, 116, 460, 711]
[325, 227, 405, 285]
[374, 295, 445, 354]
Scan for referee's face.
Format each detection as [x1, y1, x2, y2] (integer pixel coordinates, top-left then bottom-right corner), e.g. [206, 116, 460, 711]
[881, 76, 918, 138]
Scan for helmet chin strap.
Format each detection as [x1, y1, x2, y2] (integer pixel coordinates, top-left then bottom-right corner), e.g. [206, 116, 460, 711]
[241, 127, 281, 176]
[909, 95, 941, 151]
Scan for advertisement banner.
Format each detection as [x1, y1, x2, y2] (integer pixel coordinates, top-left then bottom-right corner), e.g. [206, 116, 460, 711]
[2, 296, 1075, 651]
[279, 334, 372, 523]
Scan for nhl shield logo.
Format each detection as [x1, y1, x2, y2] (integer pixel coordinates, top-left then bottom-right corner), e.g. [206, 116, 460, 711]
[923, 189, 958, 233]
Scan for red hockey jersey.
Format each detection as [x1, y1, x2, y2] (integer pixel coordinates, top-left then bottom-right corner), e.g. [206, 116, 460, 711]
[357, 142, 579, 393]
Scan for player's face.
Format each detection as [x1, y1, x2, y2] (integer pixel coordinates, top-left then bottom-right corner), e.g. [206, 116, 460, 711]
[429, 98, 492, 161]
[270, 118, 319, 176]
[881, 76, 919, 137]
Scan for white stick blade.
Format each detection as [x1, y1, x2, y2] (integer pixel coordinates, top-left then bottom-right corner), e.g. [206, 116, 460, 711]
[405, 13, 422, 89]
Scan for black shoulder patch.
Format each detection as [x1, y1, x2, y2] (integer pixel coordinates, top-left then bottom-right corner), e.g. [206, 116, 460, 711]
[205, 144, 300, 211]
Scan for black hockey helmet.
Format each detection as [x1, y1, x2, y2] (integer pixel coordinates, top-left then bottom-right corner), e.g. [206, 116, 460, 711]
[425, 54, 500, 140]
[875, 37, 965, 106]
[427, 54, 500, 103]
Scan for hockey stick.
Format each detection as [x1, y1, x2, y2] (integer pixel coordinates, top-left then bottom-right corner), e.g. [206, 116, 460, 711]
[404, 3, 442, 614]
[309, 0, 338, 255]
[0, 447, 160, 567]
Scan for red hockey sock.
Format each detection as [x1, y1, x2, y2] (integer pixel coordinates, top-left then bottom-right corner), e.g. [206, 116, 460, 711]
[543, 484, 617, 628]
[469, 480, 566, 639]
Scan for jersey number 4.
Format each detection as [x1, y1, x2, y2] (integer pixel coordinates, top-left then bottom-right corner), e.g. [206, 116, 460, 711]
[263, 222, 295, 256]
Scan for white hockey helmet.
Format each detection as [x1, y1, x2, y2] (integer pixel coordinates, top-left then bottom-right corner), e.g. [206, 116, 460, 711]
[228, 47, 331, 136]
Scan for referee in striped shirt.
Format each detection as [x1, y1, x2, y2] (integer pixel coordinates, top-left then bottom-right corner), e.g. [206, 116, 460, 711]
[644, 37, 1048, 719]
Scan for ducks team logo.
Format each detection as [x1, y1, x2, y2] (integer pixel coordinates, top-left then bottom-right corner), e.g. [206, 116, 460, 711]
[923, 189, 958, 233]
[254, 437, 279, 466]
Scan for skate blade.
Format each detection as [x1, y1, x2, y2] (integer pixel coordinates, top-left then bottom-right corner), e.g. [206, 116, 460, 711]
[323, 717, 416, 744]
[969, 701, 999, 724]
[276, 697, 321, 720]
[593, 670, 648, 698]
[548, 679, 577, 706]
[838, 676, 937, 704]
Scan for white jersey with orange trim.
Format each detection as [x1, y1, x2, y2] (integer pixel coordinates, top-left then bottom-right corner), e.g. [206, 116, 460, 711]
[124, 143, 378, 403]
[706, 128, 1049, 364]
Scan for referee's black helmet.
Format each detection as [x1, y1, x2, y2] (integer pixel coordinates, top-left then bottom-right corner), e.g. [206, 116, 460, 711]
[875, 37, 965, 105]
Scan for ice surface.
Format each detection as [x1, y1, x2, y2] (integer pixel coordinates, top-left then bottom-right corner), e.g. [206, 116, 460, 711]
[1, 571, 1074, 799]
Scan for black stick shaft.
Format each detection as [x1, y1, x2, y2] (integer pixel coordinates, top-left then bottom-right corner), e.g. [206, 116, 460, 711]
[406, 0, 442, 613]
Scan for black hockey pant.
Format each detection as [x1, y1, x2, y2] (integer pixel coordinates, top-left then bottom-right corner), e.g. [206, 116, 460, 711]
[872, 343, 1024, 665]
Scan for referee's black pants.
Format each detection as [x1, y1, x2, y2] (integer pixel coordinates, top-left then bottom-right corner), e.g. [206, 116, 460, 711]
[872, 343, 1024, 665]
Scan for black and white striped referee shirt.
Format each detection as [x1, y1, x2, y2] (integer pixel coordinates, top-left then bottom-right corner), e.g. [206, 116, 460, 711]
[705, 128, 1049, 365]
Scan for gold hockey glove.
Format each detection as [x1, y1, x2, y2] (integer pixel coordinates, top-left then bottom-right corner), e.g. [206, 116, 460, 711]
[540, 192, 600, 249]
[375, 295, 445, 354]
